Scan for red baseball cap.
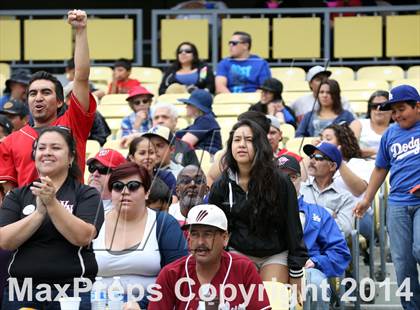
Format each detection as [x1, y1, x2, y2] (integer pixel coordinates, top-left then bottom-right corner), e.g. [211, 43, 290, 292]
[126, 86, 154, 101]
[87, 149, 126, 169]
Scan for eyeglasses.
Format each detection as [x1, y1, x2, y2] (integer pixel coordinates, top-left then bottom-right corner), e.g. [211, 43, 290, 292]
[111, 181, 143, 193]
[228, 40, 244, 46]
[178, 176, 206, 185]
[88, 164, 112, 175]
[131, 98, 152, 105]
[309, 153, 330, 162]
[178, 49, 193, 54]
[370, 103, 382, 110]
[189, 230, 219, 240]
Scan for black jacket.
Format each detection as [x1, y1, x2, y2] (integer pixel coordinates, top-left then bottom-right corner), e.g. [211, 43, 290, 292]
[159, 62, 215, 95]
[249, 101, 298, 129]
[209, 170, 308, 276]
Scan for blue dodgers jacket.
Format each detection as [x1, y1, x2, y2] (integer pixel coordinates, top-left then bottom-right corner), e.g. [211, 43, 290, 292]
[299, 196, 351, 277]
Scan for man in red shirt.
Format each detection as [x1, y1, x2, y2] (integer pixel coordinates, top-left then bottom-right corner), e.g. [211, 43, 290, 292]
[0, 9, 96, 192]
[148, 204, 271, 310]
[107, 58, 141, 94]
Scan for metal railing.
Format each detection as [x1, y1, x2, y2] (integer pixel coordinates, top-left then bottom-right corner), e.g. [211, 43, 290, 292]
[151, 5, 420, 69]
[0, 9, 143, 68]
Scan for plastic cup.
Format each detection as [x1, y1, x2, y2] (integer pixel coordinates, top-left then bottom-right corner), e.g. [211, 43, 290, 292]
[59, 297, 81, 310]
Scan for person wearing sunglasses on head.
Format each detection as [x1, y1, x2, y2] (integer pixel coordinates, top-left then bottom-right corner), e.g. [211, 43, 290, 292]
[300, 142, 355, 237]
[0, 127, 104, 308]
[121, 86, 154, 137]
[159, 42, 215, 95]
[215, 31, 271, 94]
[350, 90, 392, 158]
[93, 161, 187, 310]
[87, 148, 126, 212]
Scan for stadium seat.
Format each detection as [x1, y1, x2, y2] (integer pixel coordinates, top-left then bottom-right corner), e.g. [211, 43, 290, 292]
[106, 118, 123, 139]
[176, 117, 190, 130]
[272, 17, 321, 59]
[85, 140, 101, 160]
[282, 92, 305, 104]
[130, 67, 163, 85]
[286, 137, 312, 157]
[386, 15, 420, 57]
[194, 149, 214, 175]
[217, 117, 237, 144]
[90, 67, 113, 85]
[349, 101, 368, 117]
[221, 18, 269, 59]
[100, 94, 128, 105]
[212, 103, 250, 117]
[282, 80, 309, 92]
[391, 79, 420, 89]
[0, 63, 10, 79]
[280, 123, 296, 140]
[98, 104, 132, 119]
[103, 139, 129, 157]
[357, 66, 404, 82]
[263, 281, 290, 310]
[213, 93, 259, 105]
[271, 67, 306, 81]
[143, 83, 159, 96]
[339, 80, 389, 91]
[407, 66, 420, 79]
[0, 20, 20, 62]
[342, 90, 374, 102]
[157, 93, 190, 106]
[0, 74, 5, 96]
[329, 67, 355, 81]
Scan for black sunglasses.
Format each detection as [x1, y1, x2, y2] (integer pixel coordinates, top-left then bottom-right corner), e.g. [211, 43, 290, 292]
[111, 181, 143, 193]
[132, 98, 152, 105]
[370, 103, 382, 110]
[309, 153, 330, 161]
[178, 176, 206, 185]
[178, 48, 193, 54]
[228, 40, 243, 46]
[88, 164, 112, 175]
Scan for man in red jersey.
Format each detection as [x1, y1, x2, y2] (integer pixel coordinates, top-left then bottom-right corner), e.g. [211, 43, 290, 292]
[148, 204, 271, 310]
[0, 9, 95, 193]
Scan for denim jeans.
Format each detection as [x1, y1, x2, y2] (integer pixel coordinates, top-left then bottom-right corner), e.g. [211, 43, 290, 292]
[386, 204, 420, 310]
[305, 268, 331, 310]
[359, 211, 373, 241]
[2, 286, 91, 310]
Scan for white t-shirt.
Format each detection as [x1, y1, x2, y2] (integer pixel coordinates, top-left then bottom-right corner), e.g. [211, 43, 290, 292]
[359, 118, 383, 152]
[168, 202, 187, 226]
[93, 208, 161, 292]
[290, 93, 353, 117]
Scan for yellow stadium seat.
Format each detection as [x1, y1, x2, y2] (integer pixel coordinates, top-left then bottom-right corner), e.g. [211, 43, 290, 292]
[176, 117, 190, 130]
[286, 137, 313, 157]
[85, 140, 101, 160]
[386, 15, 420, 57]
[217, 117, 237, 144]
[106, 118, 123, 138]
[143, 83, 159, 96]
[350, 101, 368, 116]
[0, 63, 10, 79]
[282, 92, 305, 104]
[222, 18, 269, 59]
[0, 20, 20, 61]
[0, 74, 5, 97]
[103, 139, 129, 157]
[90, 67, 113, 85]
[280, 123, 296, 140]
[283, 80, 309, 92]
[334, 16, 382, 58]
[194, 149, 214, 175]
[263, 281, 290, 310]
[407, 66, 420, 79]
[357, 66, 404, 82]
[157, 93, 190, 106]
[339, 80, 389, 91]
[100, 94, 128, 105]
[271, 67, 306, 81]
[130, 67, 162, 84]
[272, 17, 321, 59]
[391, 79, 420, 89]
[213, 93, 260, 105]
[212, 103, 250, 117]
[341, 90, 372, 102]
[98, 104, 132, 119]
[329, 66, 355, 81]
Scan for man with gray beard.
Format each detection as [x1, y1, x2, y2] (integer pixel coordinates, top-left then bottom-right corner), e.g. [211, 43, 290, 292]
[169, 165, 209, 226]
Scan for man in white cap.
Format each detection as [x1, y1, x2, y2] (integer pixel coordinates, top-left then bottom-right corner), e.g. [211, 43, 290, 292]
[148, 204, 271, 310]
[290, 66, 351, 121]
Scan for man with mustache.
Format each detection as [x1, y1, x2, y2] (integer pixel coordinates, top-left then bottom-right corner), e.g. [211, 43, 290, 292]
[148, 204, 271, 309]
[169, 165, 209, 226]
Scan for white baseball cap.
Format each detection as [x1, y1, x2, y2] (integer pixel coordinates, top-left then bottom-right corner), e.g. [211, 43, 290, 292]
[306, 65, 331, 82]
[266, 115, 281, 132]
[182, 204, 228, 231]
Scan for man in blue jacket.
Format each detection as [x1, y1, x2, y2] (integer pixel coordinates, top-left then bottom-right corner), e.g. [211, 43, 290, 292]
[278, 154, 351, 310]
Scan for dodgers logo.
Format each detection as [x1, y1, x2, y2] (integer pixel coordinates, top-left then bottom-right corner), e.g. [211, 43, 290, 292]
[390, 137, 419, 160]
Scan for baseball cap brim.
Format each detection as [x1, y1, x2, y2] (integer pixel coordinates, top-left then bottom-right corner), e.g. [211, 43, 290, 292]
[141, 132, 171, 144]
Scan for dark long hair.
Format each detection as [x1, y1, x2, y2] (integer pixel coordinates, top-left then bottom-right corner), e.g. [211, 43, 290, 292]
[324, 123, 362, 160]
[366, 90, 389, 119]
[173, 42, 200, 70]
[34, 126, 81, 180]
[318, 79, 343, 115]
[223, 119, 285, 235]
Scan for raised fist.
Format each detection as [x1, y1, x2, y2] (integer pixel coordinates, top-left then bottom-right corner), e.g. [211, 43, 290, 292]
[67, 9, 87, 29]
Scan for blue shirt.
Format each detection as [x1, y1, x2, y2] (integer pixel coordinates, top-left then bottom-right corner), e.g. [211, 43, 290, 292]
[376, 121, 420, 206]
[216, 55, 271, 93]
[175, 71, 199, 86]
[295, 110, 355, 137]
[155, 169, 176, 196]
[176, 113, 222, 155]
[120, 111, 152, 137]
[0, 94, 11, 110]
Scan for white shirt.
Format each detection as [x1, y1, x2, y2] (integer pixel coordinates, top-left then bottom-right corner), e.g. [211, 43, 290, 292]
[359, 118, 383, 152]
[290, 93, 353, 117]
[168, 202, 187, 225]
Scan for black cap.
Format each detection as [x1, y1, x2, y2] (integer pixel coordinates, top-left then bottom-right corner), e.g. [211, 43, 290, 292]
[0, 99, 29, 117]
[277, 154, 301, 174]
[0, 115, 13, 135]
[5, 70, 31, 93]
[259, 78, 283, 100]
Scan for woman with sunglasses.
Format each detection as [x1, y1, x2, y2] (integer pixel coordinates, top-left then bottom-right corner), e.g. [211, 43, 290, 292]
[158, 42, 215, 95]
[209, 119, 307, 300]
[350, 90, 392, 158]
[93, 162, 187, 309]
[121, 86, 154, 137]
[296, 79, 355, 137]
[0, 127, 104, 309]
